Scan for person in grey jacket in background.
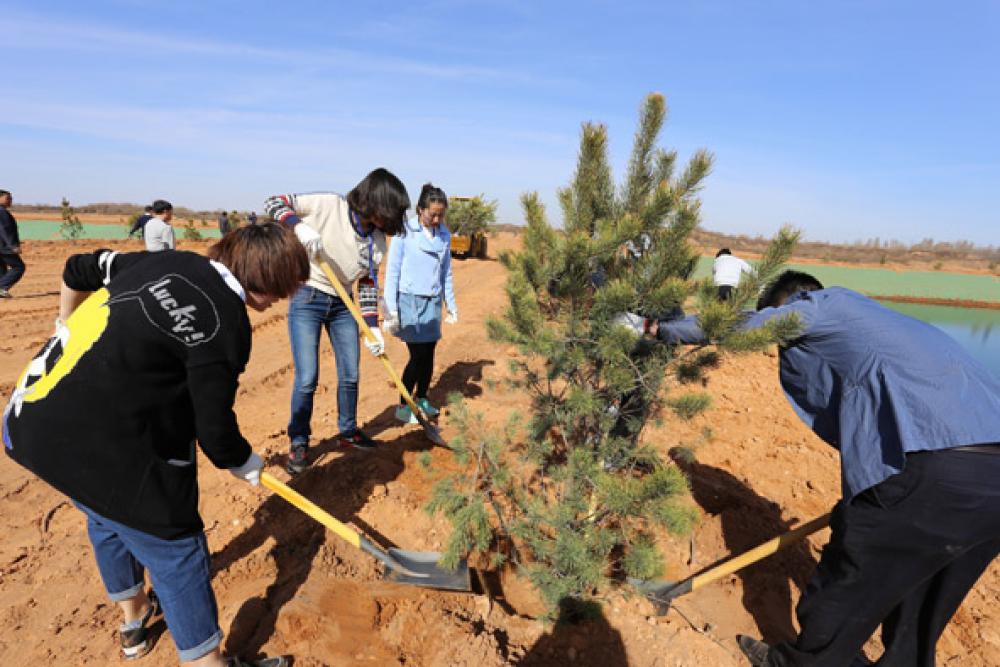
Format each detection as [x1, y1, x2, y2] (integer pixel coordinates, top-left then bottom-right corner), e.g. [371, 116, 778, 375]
[144, 200, 176, 252]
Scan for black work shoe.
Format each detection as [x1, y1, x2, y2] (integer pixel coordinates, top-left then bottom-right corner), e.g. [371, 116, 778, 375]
[737, 635, 771, 666]
[337, 430, 377, 451]
[226, 656, 290, 667]
[286, 443, 309, 475]
[120, 590, 162, 660]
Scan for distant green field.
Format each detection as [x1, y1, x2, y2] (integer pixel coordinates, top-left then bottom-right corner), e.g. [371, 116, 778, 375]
[17, 220, 222, 241]
[694, 257, 1000, 303]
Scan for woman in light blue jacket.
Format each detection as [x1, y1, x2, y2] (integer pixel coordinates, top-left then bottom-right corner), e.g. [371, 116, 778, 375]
[383, 184, 458, 423]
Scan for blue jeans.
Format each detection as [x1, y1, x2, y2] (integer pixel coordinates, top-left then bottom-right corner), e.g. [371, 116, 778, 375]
[287, 285, 360, 441]
[76, 503, 222, 662]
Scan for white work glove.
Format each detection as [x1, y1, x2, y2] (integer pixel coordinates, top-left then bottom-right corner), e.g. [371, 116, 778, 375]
[364, 326, 385, 357]
[444, 310, 458, 325]
[383, 311, 400, 335]
[228, 452, 263, 486]
[613, 312, 646, 336]
[293, 223, 323, 258]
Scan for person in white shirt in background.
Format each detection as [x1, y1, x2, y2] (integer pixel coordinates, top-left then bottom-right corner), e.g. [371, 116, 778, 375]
[144, 200, 176, 252]
[712, 247, 752, 301]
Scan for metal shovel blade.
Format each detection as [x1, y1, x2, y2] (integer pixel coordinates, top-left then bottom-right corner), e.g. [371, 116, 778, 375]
[628, 577, 690, 614]
[383, 548, 472, 591]
[411, 409, 447, 447]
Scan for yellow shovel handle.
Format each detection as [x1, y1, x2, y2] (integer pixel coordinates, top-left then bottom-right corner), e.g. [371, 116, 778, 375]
[260, 471, 361, 549]
[690, 512, 831, 592]
[316, 260, 424, 418]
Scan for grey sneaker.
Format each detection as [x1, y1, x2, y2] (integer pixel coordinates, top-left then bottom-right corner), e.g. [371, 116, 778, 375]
[337, 429, 377, 451]
[0, 288, 10, 299]
[120, 590, 161, 660]
[226, 657, 290, 667]
[286, 443, 309, 475]
[737, 635, 770, 666]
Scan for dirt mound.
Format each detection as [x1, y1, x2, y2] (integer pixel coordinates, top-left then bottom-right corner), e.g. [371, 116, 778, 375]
[2, 235, 998, 665]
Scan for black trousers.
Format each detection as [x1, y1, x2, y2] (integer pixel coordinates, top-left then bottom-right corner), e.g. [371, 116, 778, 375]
[717, 284, 734, 301]
[401, 341, 437, 402]
[768, 448, 1000, 667]
[0, 251, 25, 289]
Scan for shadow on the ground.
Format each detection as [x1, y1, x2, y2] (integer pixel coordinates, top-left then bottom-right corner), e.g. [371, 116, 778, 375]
[518, 599, 628, 666]
[670, 448, 818, 645]
[213, 424, 433, 659]
[430, 358, 494, 404]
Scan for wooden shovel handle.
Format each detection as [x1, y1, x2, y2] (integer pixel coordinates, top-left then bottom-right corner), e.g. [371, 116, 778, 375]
[316, 261, 425, 420]
[260, 471, 361, 549]
[690, 512, 831, 592]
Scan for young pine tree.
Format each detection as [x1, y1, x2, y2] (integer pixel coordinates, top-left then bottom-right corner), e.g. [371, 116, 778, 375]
[59, 198, 84, 241]
[428, 93, 798, 617]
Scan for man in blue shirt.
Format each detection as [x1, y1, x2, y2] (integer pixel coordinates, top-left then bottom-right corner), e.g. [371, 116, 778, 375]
[645, 271, 1000, 666]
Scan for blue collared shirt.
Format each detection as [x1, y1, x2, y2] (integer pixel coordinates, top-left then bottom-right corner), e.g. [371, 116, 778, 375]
[661, 288, 1000, 498]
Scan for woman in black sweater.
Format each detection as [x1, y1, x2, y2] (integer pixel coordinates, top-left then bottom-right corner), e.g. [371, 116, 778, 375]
[3, 223, 308, 667]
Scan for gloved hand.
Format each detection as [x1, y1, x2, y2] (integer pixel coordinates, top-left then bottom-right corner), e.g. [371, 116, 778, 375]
[228, 452, 263, 486]
[293, 223, 323, 257]
[364, 326, 385, 357]
[444, 310, 458, 325]
[613, 312, 646, 336]
[383, 311, 400, 335]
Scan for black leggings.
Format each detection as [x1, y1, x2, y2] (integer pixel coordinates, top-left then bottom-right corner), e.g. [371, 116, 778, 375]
[401, 341, 437, 402]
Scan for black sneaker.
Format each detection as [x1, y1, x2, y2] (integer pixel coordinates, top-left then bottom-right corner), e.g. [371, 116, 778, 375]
[286, 443, 309, 475]
[337, 430, 377, 451]
[120, 590, 162, 660]
[226, 657, 290, 667]
[737, 635, 770, 667]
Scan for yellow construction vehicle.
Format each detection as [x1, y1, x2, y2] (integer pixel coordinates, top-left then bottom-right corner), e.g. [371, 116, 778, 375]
[447, 195, 493, 259]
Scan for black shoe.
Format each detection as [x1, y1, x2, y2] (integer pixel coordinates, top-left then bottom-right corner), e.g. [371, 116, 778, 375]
[120, 590, 162, 660]
[227, 657, 290, 667]
[737, 635, 771, 667]
[337, 429, 377, 451]
[286, 443, 309, 475]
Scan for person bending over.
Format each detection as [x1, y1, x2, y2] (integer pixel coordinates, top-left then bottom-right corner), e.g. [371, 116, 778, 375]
[3, 223, 309, 666]
[263, 168, 409, 474]
[622, 271, 1000, 667]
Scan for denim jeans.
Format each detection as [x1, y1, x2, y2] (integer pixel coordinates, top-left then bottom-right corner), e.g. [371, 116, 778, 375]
[0, 251, 25, 289]
[287, 285, 360, 441]
[76, 503, 222, 662]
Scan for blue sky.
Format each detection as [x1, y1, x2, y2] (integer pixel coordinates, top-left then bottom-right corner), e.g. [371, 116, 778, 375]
[3, 1, 998, 245]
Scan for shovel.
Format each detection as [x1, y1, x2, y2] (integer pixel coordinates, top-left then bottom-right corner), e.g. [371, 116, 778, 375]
[260, 471, 471, 591]
[632, 512, 831, 613]
[317, 260, 447, 447]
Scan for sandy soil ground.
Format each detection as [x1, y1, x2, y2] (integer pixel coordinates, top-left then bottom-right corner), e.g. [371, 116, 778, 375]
[2, 233, 998, 666]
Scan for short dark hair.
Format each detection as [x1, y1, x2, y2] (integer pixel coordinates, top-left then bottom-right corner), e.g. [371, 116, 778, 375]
[152, 199, 173, 214]
[757, 270, 824, 310]
[346, 168, 410, 236]
[715, 248, 731, 258]
[0, 190, 10, 199]
[206, 222, 309, 299]
[416, 183, 448, 211]
[144, 205, 153, 212]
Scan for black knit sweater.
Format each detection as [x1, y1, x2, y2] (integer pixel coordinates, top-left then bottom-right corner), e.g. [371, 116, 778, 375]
[3, 250, 252, 538]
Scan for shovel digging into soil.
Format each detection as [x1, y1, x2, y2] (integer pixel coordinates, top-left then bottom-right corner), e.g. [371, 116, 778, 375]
[631, 512, 831, 613]
[261, 471, 472, 591]
[317, 260, 447, 447]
